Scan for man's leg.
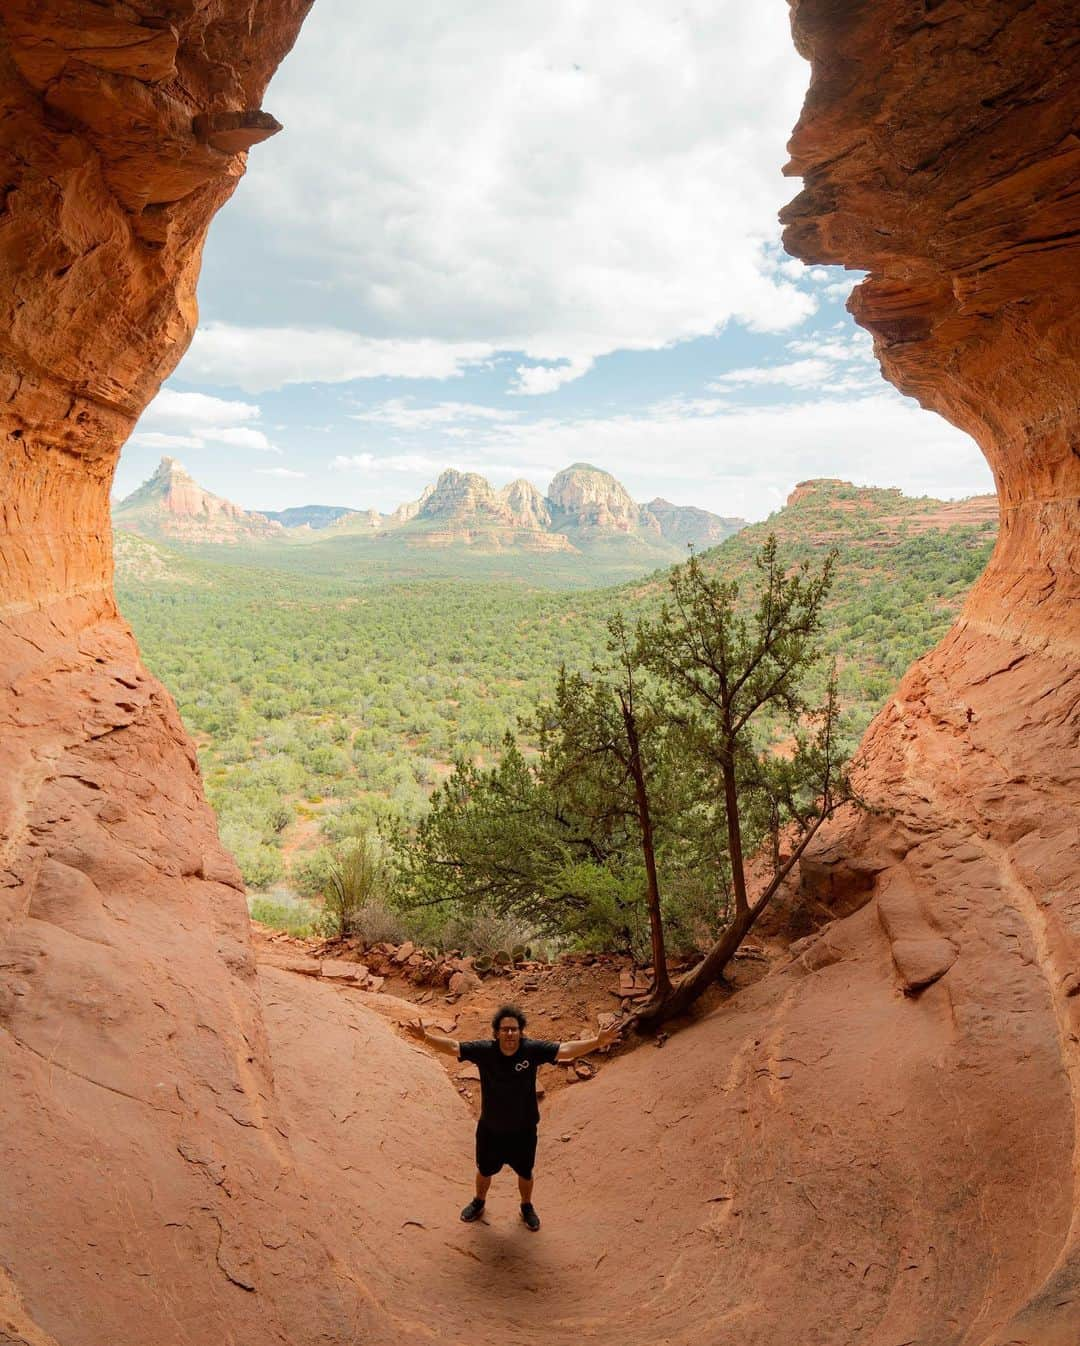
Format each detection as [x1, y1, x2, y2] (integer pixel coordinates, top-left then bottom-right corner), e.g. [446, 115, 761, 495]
[516, 1131, 541, 1230]
[461, 1170, 491, 1223]
[463, 1125, 496, 1222]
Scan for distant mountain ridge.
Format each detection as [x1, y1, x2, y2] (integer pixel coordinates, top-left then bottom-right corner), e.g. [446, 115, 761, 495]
[314, 462, 746, 556]
[114, 459, 747, 556]
[260, 505, 355, 529]
[113, 457, 284, 544]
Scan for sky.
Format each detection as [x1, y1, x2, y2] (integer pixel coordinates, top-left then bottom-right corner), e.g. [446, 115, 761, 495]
[116, 1, 993, 523]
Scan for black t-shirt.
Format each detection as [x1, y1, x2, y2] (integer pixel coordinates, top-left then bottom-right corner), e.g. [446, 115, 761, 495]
[458, 1037, 560, 1132]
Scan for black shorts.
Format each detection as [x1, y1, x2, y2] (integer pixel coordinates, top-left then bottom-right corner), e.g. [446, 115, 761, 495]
[475, 1122, 538, 1179]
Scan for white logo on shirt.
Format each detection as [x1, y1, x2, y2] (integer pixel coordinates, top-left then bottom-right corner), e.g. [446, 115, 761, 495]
[514, 1059, 530, 1072]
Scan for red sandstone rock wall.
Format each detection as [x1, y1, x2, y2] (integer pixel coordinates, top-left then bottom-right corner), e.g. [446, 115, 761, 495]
[0, 5, 375, 1341]
[783, 0, 1079, 651]
[783, 4, 1080, 1341]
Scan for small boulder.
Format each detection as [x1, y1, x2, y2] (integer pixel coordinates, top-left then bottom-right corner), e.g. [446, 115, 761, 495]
[275, 957, 322, 977]
[891, 937, 958, 993]
[321, 959, 367, 983]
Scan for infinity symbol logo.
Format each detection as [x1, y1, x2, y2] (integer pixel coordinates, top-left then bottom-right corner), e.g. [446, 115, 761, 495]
[514, 1060, 530, 1072]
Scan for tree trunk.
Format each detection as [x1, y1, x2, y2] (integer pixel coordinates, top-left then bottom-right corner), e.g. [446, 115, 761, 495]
[629, 905, 755, 1030]
[620, 697, 672, 997]
[721, 750, 749, 915]
[626, 811, 832, 1032]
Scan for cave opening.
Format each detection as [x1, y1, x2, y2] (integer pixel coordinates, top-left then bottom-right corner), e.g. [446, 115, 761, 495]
[0, 3, 1078, 1345]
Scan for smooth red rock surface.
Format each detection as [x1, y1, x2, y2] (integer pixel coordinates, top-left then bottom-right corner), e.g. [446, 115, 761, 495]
[1, 2, 1078, 1344]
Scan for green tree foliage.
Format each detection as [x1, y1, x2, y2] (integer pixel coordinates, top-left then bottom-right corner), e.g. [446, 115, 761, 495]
[399, 537, 857, 1024]
[395, 739, 572, 933]
[114, 484, 994, 896]
[629, 539, 856, 1024]
[535, 616, 682, 994]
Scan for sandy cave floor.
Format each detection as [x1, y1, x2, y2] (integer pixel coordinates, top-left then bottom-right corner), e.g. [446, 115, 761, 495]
[253, 882, 1073, 1346]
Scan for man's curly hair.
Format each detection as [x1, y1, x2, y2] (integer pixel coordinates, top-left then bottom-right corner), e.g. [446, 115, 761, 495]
[491, 1004, 526, 1035]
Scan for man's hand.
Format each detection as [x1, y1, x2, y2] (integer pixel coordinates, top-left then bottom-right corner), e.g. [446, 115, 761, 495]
[406, 1019, 460, 1056]
[556, 1021, 622, 1062]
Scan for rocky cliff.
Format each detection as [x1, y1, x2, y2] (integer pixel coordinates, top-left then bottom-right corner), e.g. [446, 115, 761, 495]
[645, 496, 745, 550]
[401, 468, 573, 551]
[0, 4, 371, 1341]
[499, 477, 553, 531]
[118, 459, 744, 557]
[777, 3, 1080, 1342]
[114, 455, 285, 542]
[1, 3, 1078, 1346]
[418, 468, 512, 523]
[386, 483, 434, 526]
[547, 462, 653, 535]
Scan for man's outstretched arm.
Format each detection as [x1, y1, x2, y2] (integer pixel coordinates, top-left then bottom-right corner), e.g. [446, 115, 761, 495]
[556, 1024, 619, 1062]
[405, 1019, 460, 1057]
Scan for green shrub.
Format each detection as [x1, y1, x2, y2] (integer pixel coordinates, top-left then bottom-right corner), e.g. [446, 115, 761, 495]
[320, 831, 392, 939]
[439, 908, 544, 962]
[249, 894, 318, 937]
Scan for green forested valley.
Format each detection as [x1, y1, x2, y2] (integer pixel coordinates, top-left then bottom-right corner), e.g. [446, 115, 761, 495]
[115, 480, 997, 937]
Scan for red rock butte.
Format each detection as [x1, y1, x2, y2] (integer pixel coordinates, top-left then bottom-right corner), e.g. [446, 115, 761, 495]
[0, 3, 1077, 1344]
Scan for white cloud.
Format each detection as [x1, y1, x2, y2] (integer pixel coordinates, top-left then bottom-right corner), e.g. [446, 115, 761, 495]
[316, 388, 991, 520]
[648, 395, 732, 417]
[708, 327, 880, 394]
[392, 391, 993, 520]
[349, 399, 518, 430]
[130, 386, 281, 454]
[332, 452, 454, 476]
[256, 467, 307, 478]
[181, 324, 495, 393]
[511, 357, 595, 395]
[129, 423, 280, 454]
[785, 330, 876, 364]
[142, 389, 261, 427]
[128, 431, 205, 450]
[197, 1, 815, 380]
[712, 358, 837, 390]
[207, 427, 279, 451]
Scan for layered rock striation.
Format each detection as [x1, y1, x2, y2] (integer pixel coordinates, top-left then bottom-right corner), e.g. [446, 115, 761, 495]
[405, 468, 574, 550]
[547, 462, 649, 535]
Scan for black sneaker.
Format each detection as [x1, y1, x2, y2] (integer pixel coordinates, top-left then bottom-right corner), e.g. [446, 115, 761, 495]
[520, 1202, 541, 1232]
[460, 1197, 486, 1223]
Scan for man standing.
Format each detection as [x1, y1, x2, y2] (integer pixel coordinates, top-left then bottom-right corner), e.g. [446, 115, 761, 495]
[407, 1003, 618, 1231]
